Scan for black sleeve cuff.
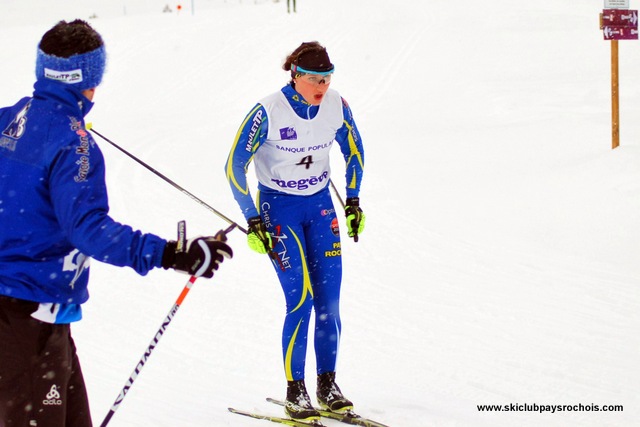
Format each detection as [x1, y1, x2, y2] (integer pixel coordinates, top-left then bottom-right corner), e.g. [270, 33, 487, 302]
[161, 241, 178, 269]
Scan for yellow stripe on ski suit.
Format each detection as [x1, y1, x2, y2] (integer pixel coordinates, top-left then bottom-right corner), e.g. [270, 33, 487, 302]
[285, 319, 303, 381]
[284, 226, 314, 381]
[225, 104, 263, 195]
[343, 120, 363, 189]
[287, 226, 314, 313]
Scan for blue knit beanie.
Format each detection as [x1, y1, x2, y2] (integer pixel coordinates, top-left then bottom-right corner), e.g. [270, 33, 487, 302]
[35, 45, 106, 90]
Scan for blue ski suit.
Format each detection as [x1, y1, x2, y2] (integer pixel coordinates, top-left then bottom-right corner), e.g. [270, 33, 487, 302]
[0, 79, 167, 323]
[225, 83, 364, 381]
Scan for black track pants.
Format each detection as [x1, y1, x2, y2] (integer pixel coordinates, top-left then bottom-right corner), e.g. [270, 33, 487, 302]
[0, 296, 92, 427]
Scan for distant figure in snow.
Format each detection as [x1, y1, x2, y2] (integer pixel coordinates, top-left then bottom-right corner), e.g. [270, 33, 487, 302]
[0, 19, 233, 427]
[288, 0, 296, 13]
[224, 41, 365, 423]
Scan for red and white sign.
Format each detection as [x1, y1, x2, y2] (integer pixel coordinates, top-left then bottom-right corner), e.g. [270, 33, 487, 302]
[603, 26, 639, 39]
[602, 9, 639, 25]
[602, 7, 638, 39]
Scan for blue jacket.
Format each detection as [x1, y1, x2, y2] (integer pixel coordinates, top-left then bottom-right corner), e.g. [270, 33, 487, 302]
[0, 80, 167, 315]
[225, 83, 364, 220]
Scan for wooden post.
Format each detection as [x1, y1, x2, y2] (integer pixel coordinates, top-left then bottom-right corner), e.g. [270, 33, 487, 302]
[611, 39, 620, 149]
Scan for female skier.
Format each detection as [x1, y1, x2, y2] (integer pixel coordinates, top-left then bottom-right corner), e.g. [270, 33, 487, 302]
[224, 41, 365, 422]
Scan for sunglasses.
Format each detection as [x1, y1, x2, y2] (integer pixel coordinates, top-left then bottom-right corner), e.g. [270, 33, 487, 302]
[297, 73, 333, 85]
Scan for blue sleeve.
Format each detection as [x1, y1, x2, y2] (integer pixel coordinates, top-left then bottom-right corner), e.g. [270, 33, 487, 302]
[335, 97, 364, 199]
[49, 130, 167, 275]
[224, 104, 269, 221]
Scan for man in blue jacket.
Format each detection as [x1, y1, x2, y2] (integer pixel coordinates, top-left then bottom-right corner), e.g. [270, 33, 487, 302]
[0, 20, 233, 427]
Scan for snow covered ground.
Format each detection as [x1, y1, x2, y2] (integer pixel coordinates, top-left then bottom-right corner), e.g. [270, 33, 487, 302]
[1, 0, 640, 426]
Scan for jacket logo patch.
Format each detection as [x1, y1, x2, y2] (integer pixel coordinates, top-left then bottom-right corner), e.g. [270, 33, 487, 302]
[1, 101, 32, 151]
[279, 127, 297, 140]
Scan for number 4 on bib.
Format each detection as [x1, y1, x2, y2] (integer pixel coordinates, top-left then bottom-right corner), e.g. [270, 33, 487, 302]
[296, 155, 314, 169]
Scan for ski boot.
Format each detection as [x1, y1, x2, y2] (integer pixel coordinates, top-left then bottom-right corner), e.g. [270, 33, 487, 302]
[285, 379, 321, 422]
[316, 372, 353, 414]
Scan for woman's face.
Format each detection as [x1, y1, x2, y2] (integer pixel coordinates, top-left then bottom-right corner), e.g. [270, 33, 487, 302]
[294, 73, 332, 105]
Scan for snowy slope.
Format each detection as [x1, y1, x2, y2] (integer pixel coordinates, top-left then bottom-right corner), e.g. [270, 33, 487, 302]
[1, 1, 640, 426]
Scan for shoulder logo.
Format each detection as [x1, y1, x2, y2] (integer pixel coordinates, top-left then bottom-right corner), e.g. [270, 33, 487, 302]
[1, 100, 32, 152]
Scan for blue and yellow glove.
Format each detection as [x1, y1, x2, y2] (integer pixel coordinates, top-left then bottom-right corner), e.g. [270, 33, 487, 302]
[247, 216, 274, 254]
[345, 197, 365, 242]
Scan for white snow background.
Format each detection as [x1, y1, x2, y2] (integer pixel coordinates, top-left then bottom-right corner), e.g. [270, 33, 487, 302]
[1, 0, 640, 426]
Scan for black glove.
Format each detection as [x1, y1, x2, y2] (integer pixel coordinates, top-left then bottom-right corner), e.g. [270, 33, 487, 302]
[345, 197, 365, 242]
[247, 216, 274, 254]
[162, 232, 233, 278]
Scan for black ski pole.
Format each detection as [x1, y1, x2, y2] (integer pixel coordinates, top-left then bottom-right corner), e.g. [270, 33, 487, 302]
[87, 124, 247, 234]
[100, 222, 236, 427]
[87, 125, 291, 267]
[329, 179, 345, 208]
[330, 179, 362, 242]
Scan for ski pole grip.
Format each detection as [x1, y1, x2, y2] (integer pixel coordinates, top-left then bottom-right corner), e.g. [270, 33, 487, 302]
[215, 223, 237, 242]
[214, 230, 228, 242]
[176, 220, 187, 252]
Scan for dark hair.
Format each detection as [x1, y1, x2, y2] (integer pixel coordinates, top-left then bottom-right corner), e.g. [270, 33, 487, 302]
[39, 19, 104, 58]
[282, 41, 333, 75]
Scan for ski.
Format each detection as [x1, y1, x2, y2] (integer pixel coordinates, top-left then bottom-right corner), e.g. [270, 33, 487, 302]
[228, 407, 324, 427]
[266, 398, 391, 427]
